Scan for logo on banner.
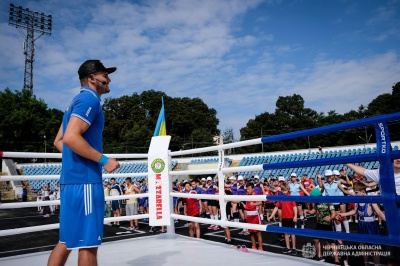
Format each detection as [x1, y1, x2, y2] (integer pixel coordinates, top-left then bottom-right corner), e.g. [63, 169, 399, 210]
[151, 158, 165, 220]
[151, 158, 165, 173]
[378, 123, 386, 154]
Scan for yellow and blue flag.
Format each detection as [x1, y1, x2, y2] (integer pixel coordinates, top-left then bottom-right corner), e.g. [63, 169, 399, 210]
[153, 97, 166, 136]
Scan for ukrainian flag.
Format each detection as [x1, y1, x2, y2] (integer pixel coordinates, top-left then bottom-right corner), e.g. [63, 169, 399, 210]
[153, 97, 167, 136]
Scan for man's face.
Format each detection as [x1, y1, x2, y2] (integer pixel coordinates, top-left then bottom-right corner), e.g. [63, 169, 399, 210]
[91, 71, 111, 94]
[191, 182, 197, 189]
[246, 186, 254, 195]
[111, 179, 116, 184]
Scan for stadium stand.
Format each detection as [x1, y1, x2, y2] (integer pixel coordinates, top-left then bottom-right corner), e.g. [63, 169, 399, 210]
[18, 161, 178, 194]
[12, 142, 399, 198]
[235, 145, 396, 180]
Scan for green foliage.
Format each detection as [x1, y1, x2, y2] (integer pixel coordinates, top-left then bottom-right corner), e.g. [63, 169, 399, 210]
[102, 90, 219, 153]
[0, 88, 63, 153]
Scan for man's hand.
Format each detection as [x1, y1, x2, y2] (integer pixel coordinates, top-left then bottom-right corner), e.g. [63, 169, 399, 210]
[103, 158, 120, 173]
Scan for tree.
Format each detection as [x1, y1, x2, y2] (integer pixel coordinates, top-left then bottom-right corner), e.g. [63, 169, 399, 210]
[222, 127, 235, 144]
[0, 88, 63, 155]
[102, 90, 219, 153]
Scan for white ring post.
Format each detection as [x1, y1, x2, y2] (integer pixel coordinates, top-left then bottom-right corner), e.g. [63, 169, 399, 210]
[217, 149, 227, 223]
[147, 136, 171, 226]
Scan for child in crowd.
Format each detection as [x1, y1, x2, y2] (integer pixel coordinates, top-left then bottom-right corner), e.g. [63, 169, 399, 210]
[308, 188, 340, 264]
[267, 183, 297, 255]
[245, 183, 263, 250]
[338, 182, 386, 266]
[183, 182, 201, 238]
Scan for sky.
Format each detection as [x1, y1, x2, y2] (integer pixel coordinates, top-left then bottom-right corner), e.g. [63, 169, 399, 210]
[0, 0, 399, 140]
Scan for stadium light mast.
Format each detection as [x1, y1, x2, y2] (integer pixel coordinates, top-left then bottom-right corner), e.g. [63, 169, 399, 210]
[8, 3, 52, 94]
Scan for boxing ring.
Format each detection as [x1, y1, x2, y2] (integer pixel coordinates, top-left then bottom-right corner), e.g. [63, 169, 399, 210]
[1, 112, 400, 265]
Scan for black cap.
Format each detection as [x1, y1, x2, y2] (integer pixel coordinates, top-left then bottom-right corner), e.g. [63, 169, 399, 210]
[78, 60, 117, 79]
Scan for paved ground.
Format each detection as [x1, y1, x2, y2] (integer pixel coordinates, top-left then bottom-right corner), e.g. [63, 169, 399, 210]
[0, 202, 390, 265]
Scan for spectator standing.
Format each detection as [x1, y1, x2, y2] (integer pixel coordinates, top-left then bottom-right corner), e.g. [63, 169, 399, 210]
[183, 182, 201, 238]
[22, 183, 28, 202]
[288, 173, 307, 228]
[42, 183, 51, 218]
[267, 183, 297, 255]
[110, 177, 122, 226]
[125, 177, 140, 231]
[338, 182, 386, 265]
[308, 188, 340, 263]
[245, 183, 263, 250]
[103, 180, 111, 220]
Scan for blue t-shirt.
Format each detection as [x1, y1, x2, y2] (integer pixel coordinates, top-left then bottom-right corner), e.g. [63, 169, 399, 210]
[323, 181, 340, 205]
[289, 182, 301, 196]
[60, 87, 104, 184]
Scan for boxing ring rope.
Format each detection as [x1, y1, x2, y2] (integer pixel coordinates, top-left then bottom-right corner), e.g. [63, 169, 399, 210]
[0, 112, 399, 247]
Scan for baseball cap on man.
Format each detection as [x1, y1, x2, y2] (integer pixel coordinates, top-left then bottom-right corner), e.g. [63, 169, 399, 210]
[78, 60, 117, 79]
[278, 176, 285, 181]
[228, 176, 236, 180]
[333, 170, 340, 176]
[206, 176, 212, 181]
[290, 173, 297, 177]
[238, 175, 244, 181]
[325, 169, 333, 176]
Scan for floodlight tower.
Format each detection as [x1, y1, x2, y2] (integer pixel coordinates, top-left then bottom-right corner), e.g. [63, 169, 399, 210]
[8, 3, 52, 94]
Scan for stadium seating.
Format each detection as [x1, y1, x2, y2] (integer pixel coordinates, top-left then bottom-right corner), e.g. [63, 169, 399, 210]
[235, 147, 386, 180]
[18, 160, 178, 193]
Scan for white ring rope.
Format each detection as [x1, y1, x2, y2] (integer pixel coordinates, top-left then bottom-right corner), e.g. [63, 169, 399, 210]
[170, 192, 267, 202]
[171, 214, 266, 232]
[0, 214, 150, 237]
[169, 138, 262, 156]
[0, 173, 148, 182]
[1, 151, 148, 159]
[169, 164, 263, 176]
[0, 194, 149, 209]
